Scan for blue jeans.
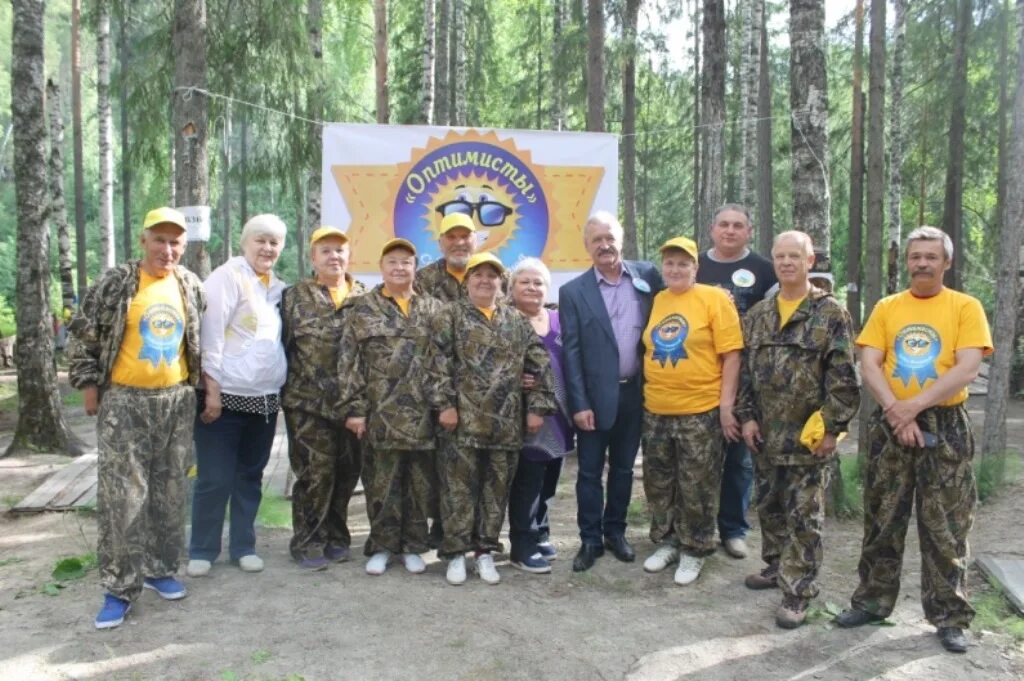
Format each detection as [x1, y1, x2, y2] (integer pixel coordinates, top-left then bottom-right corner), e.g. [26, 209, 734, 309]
[189, 408, 278, 562]
[508, 456, 564, 560]
[717, 439, 753, 540]
[575, 378, 642, 546]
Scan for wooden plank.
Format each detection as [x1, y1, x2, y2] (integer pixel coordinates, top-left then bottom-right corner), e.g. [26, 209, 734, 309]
[976, 554, 1024, 615]
[75, 483, 98, 509]
[49, 458, 100, 509]
[12, 453, 97, 512]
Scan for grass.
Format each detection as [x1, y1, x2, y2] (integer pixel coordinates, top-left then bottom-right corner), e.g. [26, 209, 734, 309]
[256, 494, 292, 529]
[35, 552, 97, 597]
[972, 580, 1024, 642]
[975, 451, 1020, 503]
[626, 498, 651, 527]
[0, 557, 25, 569]
[829, 454, 864, 519]
[62, 390, 84, 407]
[0, 381, 17, 414]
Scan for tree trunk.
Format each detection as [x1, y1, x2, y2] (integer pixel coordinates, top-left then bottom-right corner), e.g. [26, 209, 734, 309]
[981, 0, 1024, 481]
[452, 0, 467, 125]
[788, 0, 830, 252]
[551, 0, 565, 129]
[755, 1, 773, 254]
[740, 0, 761, 211]
[172, 0, 210, 279]
[240, 112, 249, 224]
[864, 0, 885, 314]
[996, 0, 1011, 268]
[621, 0, 641, 260]
[698, 0, 725, 250]
[586, 0, 605, 132]
[219, 103, 232, 265]
[886, 0, 905, 296]
[96, 0, 115, 271]
[692, 0, 701, 238]
[118, 0, 132, 262]
[8, 0, 82, 458]
[47, 79, 76, 315]
[374, 0, 390, 124]
[846, 0, 865, 330]
[307, 0, 323, 230]
[420, 0, 435, 124]
[942, 0, 973, 290]
[434, 0, 450, 125]
[71, 0, 87, 295]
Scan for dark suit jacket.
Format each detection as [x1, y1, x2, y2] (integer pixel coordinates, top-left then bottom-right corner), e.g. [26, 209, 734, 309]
[559, 260, 664, 431]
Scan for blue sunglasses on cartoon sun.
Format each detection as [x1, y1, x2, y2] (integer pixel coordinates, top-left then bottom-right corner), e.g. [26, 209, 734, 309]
[436, 198, 513, 227]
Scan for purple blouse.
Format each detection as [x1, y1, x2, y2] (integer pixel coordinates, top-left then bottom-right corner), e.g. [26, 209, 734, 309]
[522, 309, 574, 462]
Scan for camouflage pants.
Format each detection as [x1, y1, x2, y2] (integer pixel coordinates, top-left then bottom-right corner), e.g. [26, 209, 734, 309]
[642, 409, 725, 556]
[754, 459, 829, 598]
[284, 409, 363, 560]
[362, 442, 432, 556]
[438, 440, 518, 558]
[96, 384, 195, 600]
[851, 405, 977, 628]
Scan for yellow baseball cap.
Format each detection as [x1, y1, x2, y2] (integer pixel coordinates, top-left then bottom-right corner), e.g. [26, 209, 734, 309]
[142, 207, 187, 232]
[309, 226, 349, 246]
[380, 238, 417, 257]
[465, 251, 505, 274]
[439, 212, 476, 235]
[659, 236, 699, 261]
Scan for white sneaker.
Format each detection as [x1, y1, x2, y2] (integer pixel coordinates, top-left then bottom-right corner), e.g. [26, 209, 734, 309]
[643, 545, 680, 573]
[446, 555, 467, 585]
[366, 551, 391, 575]
[186, 559, 211, 577]
[402, 553, 426, 574]
[723, 537, 748, 559]
[674, 554, 704, 585]
[475, 553, 500, 585]
[237, 555, 264, 573]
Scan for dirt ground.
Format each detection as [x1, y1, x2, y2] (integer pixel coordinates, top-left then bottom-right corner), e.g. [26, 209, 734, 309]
[1, 395, 1023, 681]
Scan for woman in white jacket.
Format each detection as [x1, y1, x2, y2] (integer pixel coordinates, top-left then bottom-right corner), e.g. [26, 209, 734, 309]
[187, 214, 288, 577]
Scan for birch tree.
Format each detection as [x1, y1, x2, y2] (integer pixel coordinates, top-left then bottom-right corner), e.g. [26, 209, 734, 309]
[47, 79, 76, 315]
[586, 0, 605, 132]
[307, 0, 323, 228]
[452, 0, 467, 125]
[97, 0, 115, 271]
[72, 0, 86, 294]
[374, 0, 390, 123]
[942, 0, 973, 289]
[118, 0, 132, 261]
[434, 0, 450, 125]
[7, 0, 81, 458]
[420, 0, 435, 124]
[846, 0, 865, 328]
[755, 0, 773, 253]
[886, 0, 905, 295]
[698, 0, 725, 249]
[622, 0, 641, 259]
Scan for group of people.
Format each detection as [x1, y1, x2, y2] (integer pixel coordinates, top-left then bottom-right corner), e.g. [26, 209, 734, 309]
[69, 202, 991, 656]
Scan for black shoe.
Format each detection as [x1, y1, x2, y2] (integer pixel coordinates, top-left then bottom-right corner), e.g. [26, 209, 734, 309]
[572, 544, 604, 572]
[834, 608, 885, 628]
[937, 626, 968, 653]
[603, 535, 636, 563]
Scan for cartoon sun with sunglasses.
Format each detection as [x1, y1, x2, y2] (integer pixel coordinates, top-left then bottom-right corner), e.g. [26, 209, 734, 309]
[426, 171, 519, 254]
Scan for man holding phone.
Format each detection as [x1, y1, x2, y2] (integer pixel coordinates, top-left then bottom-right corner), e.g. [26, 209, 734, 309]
[834, 227, 993, 654]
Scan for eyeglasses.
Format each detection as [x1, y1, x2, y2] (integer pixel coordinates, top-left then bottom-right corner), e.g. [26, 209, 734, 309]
[436, 199, 513, 227]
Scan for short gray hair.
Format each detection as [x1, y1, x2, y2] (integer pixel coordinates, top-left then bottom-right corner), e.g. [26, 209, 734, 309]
[510, 257, 551, 289]
[906, 225, 953, 261]
[711, 203, 752, 228]
[772, 230, 814, 256]
[240, 214, 288, 246]
[583, 210, 623, 241]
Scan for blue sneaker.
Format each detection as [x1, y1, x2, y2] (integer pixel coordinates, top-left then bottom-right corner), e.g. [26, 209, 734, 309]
[537, 541, 558, 560]
[510, 552, 552, 574]
[143, 576, 188, 600]
[95, 594, 131, 629]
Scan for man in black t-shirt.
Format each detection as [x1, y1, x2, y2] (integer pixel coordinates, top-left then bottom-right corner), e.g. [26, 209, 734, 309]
[696, 203, 777, 560]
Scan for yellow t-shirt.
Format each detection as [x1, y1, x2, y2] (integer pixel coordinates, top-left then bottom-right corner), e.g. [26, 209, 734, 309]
[327, 280, 350, 309]
[258, 272, 271, 287]
[110, 270, 188, 387]
[477, 306, 495, 321]
[777, 295, 805, 328]
[643, 284, 744, 415]
[382, 288, 412, 316]
[857, 288, 993, 406]
[447, 265, 466, 283]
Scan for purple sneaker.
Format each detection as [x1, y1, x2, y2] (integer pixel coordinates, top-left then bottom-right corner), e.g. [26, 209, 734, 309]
[324, 545, 351, 563]
[298, 556, 329, 571]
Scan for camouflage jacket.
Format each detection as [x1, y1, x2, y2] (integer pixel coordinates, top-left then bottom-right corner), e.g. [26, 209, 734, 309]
[280, 275, 368, 420]
[414, 258, 511, 303]
[336, 286, 452, 450]
[67, 262, 205, 390]
[432, 298, 556, 449]
[735, 287, 859, 466]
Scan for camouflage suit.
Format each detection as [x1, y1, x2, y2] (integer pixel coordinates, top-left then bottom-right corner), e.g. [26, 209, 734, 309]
[736, 288, 859, 599]
[432, 299, 556, 558]
[336, 286, 452, 555]
[281, 276, 367, 560]
[67, 262, 205, 601]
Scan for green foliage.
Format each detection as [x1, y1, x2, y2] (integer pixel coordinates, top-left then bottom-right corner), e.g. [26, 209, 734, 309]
[51, 552, 97, 581]
[832, 454, 864, 519]
[972, 579, 1024, 642]
[255, 493, 292, 529]
[975, 450, 1020, 502]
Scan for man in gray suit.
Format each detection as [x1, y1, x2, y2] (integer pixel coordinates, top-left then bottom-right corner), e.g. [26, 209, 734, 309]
[560, 211, 664, 572]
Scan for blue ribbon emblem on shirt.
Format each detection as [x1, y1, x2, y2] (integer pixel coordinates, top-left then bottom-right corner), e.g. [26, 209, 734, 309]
[651, 313, 688, 367]
[138, 303, 185, 367]
[892, 323, 940, 387]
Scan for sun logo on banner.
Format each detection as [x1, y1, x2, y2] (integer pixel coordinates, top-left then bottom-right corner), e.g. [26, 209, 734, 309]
[332, 129, 605, 274]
